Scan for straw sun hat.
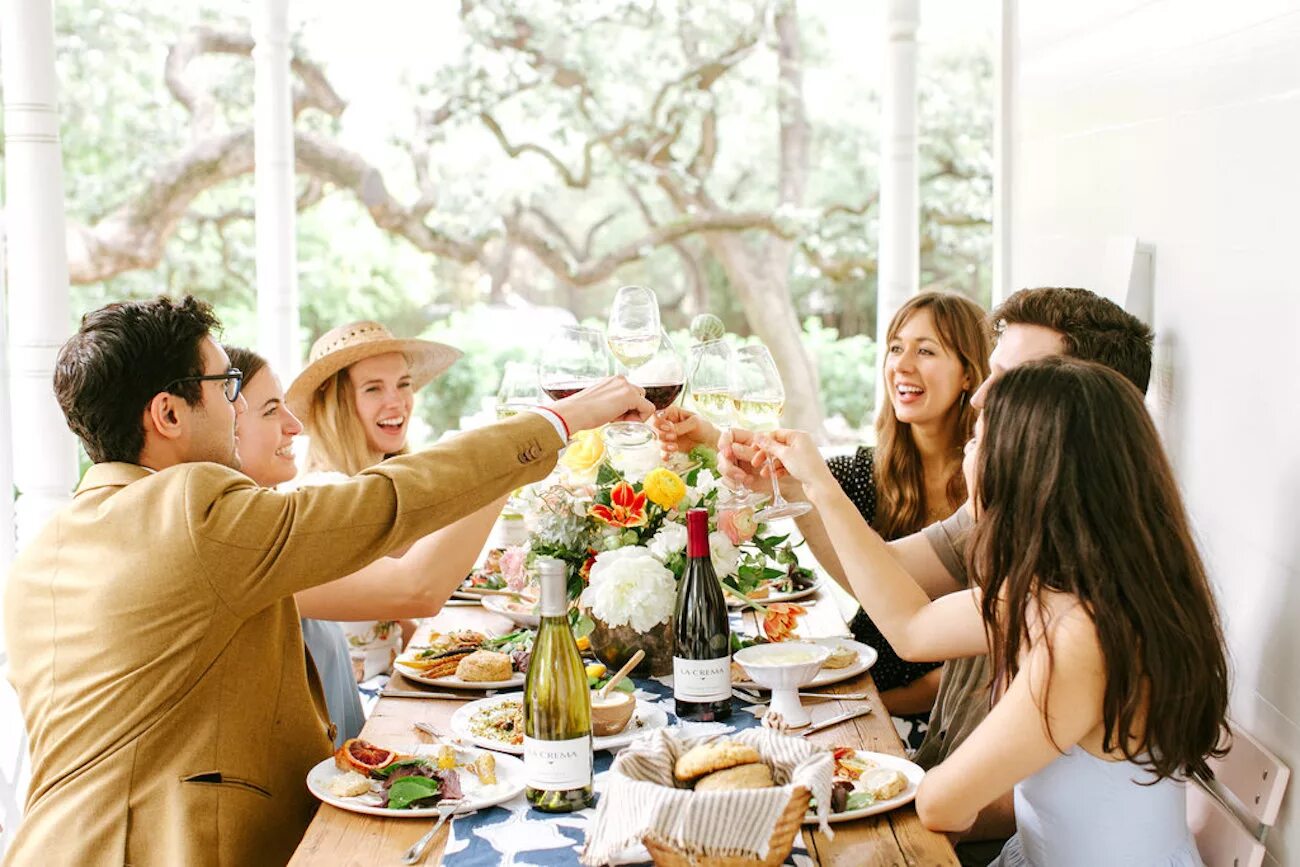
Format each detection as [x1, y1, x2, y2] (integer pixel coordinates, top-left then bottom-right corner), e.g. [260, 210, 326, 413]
[285, 321, 462, 425]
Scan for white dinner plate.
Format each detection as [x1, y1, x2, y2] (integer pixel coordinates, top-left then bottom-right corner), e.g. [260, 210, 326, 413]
[804, 750, 924, 823]
[734, 637, 877, 690]
[393, 661, 525, 691]
[307, 743, 525, 818]
[450, 694, 669, 755]
[481, 594, 541, 628]
[726, 575, 823, 608]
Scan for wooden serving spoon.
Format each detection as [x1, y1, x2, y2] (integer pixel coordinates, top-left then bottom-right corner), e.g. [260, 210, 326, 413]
[598, 649, 645, 701]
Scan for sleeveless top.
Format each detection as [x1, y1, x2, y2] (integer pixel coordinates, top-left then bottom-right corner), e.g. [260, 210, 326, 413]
[300, 617, 365, 748]
[990, 747, 1203, 867]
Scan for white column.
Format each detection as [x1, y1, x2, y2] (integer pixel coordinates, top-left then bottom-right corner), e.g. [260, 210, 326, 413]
[1, 0, 79, 549]
[877, 0, 920, 353]
[253, 0, 300, 377]
[992, 0, 1017, 306]
[0, 219, 14, 574]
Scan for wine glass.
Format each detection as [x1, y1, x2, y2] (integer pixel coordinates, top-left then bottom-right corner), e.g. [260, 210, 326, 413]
[538, 326, 611, 401]
[731, 344, 812, 521]
[496, 361, 542, 420]
[634, 331, 686, 413]
[687, 340, 761, 506]
[605, 285, 663, 446]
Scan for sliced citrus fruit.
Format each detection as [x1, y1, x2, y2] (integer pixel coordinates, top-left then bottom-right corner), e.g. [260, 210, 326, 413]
[333, 738, 397, 775]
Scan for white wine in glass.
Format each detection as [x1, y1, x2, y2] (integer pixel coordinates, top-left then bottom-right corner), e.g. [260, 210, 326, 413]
[687, 341, 761, 506]
[604, 285, 663, 446]
[732, 344, 812, 521]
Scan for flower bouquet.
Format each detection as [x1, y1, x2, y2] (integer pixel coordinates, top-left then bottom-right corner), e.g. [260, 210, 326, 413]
[503, 428, 816, 675]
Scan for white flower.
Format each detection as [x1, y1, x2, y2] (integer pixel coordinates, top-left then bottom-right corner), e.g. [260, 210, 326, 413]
[580, 547, 677, 632]
[647, 522, 687, 562]
[688, 469, 720, 503]
[709, 531, 741, 577]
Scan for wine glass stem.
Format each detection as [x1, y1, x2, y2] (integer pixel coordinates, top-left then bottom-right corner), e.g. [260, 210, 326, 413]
[768, 473, 786, 507]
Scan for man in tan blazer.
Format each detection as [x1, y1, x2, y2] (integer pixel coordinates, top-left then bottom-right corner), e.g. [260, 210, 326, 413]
[3, 296, 650, 866]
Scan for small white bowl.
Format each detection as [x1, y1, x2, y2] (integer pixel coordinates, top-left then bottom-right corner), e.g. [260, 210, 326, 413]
[733, 642, 831, 728]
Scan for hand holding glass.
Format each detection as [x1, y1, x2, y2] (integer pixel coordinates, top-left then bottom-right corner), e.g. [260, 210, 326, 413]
[731, 345, 812, 521]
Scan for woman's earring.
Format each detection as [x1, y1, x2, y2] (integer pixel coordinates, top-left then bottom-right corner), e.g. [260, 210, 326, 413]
[959, 390, 968, 412]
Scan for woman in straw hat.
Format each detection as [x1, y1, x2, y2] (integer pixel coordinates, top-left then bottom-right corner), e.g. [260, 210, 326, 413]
[226, 322, 507, 745]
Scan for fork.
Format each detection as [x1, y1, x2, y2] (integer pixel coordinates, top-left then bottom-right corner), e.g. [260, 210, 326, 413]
[733, 687, 871, 703]
[401, 798, 464, 864]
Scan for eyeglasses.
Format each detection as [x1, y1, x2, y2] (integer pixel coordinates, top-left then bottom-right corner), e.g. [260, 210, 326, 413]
[165, 368, 244, 403]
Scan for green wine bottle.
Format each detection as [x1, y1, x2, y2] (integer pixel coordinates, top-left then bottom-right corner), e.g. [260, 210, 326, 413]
[523, 557, 594, 812]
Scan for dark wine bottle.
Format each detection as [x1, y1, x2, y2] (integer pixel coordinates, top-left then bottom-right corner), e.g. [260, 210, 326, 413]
[672, 508, 732, 721]
[523, 557, 594, 812]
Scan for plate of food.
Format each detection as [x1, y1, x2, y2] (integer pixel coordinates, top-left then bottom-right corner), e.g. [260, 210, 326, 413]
[480, 593, 541, 628]
[804, 748, 924, 823]
[449, 694, 669, 755]
[307, 738, 525, 818]
[725, 567, 822, 608]
[453, 548, 512, 600]
[394, 629, 532, 690]
[732, 637, 876, 690]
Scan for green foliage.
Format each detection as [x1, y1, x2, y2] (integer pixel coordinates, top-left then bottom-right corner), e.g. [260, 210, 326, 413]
[802, 318, 877, 429]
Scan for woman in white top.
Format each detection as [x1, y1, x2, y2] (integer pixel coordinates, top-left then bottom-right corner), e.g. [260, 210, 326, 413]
[756, 356, 1228, 867]
[229, 330, 506, 745]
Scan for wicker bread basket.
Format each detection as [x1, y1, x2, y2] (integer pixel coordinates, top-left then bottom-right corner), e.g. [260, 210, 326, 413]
[641, 785, 811, 867]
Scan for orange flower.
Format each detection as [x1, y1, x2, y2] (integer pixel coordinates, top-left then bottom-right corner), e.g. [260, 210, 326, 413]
[761, 603, 807, 642]
[588, 481, 648, 528]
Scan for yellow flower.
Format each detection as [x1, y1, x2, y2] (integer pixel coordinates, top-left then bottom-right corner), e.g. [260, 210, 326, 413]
[642, 468, 687, 510]
[561, 428, 606, 482]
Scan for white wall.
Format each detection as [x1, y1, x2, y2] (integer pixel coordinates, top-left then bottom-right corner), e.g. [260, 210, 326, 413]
[1009, 1, 1300, 861]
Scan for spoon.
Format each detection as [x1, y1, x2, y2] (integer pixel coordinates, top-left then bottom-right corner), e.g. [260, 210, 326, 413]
[598, 649, 645, 701]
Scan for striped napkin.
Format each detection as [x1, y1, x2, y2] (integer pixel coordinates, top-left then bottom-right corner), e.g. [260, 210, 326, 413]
[580, 727, 834, 865]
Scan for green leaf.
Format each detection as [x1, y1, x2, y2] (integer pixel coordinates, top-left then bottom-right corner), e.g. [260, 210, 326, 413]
[387, 775, 443, 810]
[596, 463, 621, 486]
[571, 609, 595, 638]
[371, 758, 431, 780]
[845, 791, 876, 811]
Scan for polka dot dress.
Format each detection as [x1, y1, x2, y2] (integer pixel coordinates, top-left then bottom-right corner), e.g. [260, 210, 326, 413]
[827, 447, 942, 749]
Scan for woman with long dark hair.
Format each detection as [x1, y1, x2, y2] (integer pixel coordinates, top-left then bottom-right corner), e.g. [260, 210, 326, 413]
[758, 357, 1228, 865]
[654, 292, 990, 724]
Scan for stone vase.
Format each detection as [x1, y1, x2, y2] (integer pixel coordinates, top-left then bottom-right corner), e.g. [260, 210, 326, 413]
[586, 614, 674, 678]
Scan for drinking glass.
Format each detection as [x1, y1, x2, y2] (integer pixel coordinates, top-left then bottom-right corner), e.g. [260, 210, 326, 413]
[538, 326, 611, 401]
[496, 361, 543, 420]
[687, 340, 760, 506]
[731, 344, 812, 521]
[633, 331, 686, 413]
[604, 285, 663, 447]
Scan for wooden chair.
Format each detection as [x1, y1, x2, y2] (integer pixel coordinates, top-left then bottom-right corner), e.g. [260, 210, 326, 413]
[1188, 725, 1290, 867]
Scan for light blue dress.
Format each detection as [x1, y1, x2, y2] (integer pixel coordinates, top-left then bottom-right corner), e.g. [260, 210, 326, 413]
[991, 747, 1202, 866]
[301, 618, 365, 748]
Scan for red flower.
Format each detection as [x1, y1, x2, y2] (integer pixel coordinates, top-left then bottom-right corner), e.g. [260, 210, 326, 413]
[579, 549, 598, 582]
[588, 482, 648, 528]
[762, 603, 807, 642]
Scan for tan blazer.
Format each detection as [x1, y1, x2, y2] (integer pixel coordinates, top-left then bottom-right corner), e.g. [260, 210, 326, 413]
[3, 413, 561, 866]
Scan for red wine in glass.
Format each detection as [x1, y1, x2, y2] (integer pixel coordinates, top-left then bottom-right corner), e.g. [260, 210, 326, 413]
[642, 382, 684, 411]
[542, 383, 590, 401]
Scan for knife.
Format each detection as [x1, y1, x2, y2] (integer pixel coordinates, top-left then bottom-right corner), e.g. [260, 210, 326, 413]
[799, 705, 872, 736]
[380, 689, 484, 700]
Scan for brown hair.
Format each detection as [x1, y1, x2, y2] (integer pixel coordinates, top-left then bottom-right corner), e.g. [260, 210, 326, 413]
[993, 287, 1155, 393]
[223, 346, 269, 389]
[874, 292, 991, 538]
[304, 366, 411, 476]
[971, 357, 1229, 780]
[55, 295, 219, 463]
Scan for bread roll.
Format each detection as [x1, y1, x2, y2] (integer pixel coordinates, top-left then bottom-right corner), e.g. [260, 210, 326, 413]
[455, 650, 512, 682]
[694, 762, 774, 792]
[674, 740, 763, 783]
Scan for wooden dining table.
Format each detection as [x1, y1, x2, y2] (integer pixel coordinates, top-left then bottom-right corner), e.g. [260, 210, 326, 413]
[289, 590, 959, 865]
